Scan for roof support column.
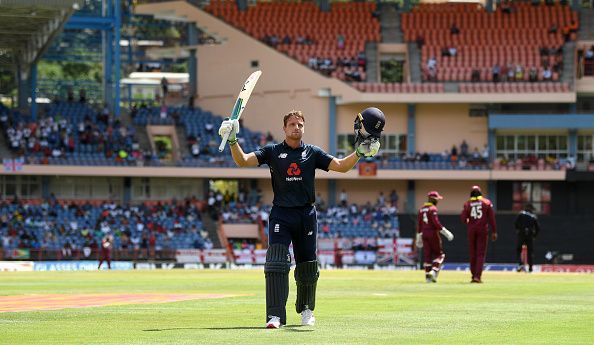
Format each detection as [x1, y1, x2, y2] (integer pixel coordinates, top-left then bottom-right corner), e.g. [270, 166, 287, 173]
[328, 95, 337, 155]
[17, 65, 29, 110]
[30, 63, 37, 120]
[488, 128, 496, 162]
[407, 104, 416, 156]
[569, 129, 577, 159]
[406, 180, 415, 214]
[114, 0, 121, 116]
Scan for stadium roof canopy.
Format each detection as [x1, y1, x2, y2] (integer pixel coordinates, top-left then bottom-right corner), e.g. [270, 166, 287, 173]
[0, 0, 80, 71]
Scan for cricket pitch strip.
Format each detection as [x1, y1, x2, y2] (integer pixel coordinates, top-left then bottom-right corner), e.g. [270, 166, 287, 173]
[0, 293, 245, 313]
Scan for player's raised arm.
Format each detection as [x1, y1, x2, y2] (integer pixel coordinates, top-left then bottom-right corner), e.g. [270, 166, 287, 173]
[218, 118, 259, 167]
[328, 152, 359, 173]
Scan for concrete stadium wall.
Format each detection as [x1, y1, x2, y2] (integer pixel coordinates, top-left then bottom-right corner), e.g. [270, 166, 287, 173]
[335, 180, 408, 208]
[16, 165, 565, 181]
[415, 104, 488, 153]
[46, 176, 205, 201]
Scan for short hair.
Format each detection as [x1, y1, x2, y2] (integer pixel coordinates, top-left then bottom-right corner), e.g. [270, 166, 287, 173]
[283, 110, 305, 127]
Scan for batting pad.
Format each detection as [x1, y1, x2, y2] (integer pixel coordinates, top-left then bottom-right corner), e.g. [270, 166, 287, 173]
[294, 260, 319, 313]
[264, 244, 291, 324]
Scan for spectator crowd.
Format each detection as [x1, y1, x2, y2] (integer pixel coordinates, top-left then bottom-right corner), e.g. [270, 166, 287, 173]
[0, 196, 212, 259]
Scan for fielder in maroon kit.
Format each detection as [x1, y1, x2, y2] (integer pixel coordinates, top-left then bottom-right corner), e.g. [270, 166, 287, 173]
[416, 191, 454, 283]
[98, 235, 112, 270]
[460, 186, 497, 283]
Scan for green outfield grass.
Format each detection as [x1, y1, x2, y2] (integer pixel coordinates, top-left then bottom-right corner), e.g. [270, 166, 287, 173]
[1, 269, 593, 344]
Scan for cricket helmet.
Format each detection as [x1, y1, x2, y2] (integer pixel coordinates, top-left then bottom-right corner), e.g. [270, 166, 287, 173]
[354, 107, 385, 146]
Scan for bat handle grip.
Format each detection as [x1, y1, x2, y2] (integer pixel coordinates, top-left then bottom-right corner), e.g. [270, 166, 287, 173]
[218, 132, 231, 152]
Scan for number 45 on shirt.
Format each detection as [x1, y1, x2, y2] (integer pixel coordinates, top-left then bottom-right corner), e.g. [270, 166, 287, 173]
[471, 205, 483, 219]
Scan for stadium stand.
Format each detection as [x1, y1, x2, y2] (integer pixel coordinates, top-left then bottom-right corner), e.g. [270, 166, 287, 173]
[132, 105, 274, 167]
[2, 102, 143, 166]
[204, 1, 380, 81]
[7, 100, 571, 171]
[318, 203, 399, 239]
[401, 2, 578, 84]
[0, 197, 209, 259]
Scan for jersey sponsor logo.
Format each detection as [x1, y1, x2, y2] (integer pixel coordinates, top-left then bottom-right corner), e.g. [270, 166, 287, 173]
[286, 162, 303, 181]
[278, 153, 288, 158]
[301, 150, 307, 159]
[307, 231, 313, 236]
[287, 162, 301, 176]
[274, 224, 280, 233]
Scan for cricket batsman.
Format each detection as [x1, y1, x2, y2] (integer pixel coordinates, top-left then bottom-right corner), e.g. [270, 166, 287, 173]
[219, 107, 385, 328]
[416, 191, 454, 283]
[460, 186, 497, 283]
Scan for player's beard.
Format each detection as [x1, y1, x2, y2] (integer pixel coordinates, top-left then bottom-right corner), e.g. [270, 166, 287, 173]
[288, 131, 302, 140]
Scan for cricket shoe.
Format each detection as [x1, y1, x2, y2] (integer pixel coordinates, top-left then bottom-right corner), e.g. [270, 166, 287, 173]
[266, 316, 282, 329]
[425, 272, 436, 283]
[433, 269, 440, 280]
[301, 309, 315, 326]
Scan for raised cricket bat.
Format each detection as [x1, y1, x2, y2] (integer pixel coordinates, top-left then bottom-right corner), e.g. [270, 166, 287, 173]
[218, 70, 262, 152]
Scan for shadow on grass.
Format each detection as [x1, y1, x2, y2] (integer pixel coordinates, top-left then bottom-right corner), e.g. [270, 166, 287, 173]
[144, 325, 313, 332]
[208, 325, 313, 332]
[143, 328, 202, 332]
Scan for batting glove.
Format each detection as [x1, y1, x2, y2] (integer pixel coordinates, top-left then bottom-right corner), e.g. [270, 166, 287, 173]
[440, 227, 454, 241]
[356, 138, 381, 158]
[218, 118, 240, 144]
[415, 233, 423, 248]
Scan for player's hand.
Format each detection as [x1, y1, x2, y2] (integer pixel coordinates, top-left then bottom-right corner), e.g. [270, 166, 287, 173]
[491, 233, 498, 242]
[415, 233, 423, 248]
[356, 138, 380, 158]
[218, 118, 240, 142]
[440, 227, 454, 241]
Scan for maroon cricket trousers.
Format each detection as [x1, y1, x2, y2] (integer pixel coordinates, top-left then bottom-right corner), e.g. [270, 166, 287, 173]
[468, 228, 488, 280]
